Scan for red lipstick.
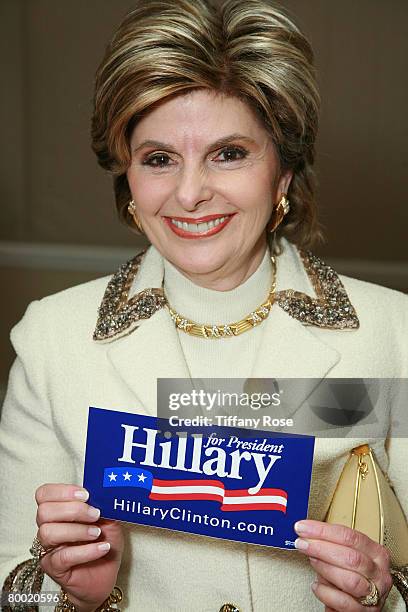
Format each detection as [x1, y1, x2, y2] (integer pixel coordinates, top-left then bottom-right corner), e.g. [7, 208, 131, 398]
[163, 213, 235, 239]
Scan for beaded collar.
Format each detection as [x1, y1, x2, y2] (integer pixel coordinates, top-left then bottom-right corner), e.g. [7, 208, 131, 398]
[93, 248, 359, 343]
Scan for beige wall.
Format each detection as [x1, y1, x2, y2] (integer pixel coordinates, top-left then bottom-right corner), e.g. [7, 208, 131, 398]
[1, 0, 407, 389]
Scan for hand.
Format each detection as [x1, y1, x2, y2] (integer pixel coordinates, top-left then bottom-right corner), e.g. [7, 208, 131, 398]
[294, 520, 393, 611]
[35, 483, 124, 612]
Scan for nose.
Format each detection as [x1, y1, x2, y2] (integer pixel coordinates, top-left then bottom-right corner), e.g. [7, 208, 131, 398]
[174, 163, 213, 212]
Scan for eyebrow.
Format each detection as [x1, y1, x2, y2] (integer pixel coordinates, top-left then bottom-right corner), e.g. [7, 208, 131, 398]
[132, 133, 257, 154]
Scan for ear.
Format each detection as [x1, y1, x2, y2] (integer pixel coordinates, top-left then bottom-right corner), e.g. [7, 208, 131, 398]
[276, 168, 294, 199]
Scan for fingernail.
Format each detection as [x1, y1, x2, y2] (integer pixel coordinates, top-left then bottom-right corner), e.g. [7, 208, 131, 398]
[98, 542, 110, 552]
[294, 520, 308, 534]
[311, 580, 318, 591]
[74, 488, 89, 501]
[88, 527, 101, 537]
[88, 506, 100, 519]
[294, 538, 309, 551]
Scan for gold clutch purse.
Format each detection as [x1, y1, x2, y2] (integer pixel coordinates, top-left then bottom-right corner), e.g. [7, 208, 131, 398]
[325, 444, 408, 602]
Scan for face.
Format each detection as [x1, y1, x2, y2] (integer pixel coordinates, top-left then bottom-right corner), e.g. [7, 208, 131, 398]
[127, 89, 292, 290]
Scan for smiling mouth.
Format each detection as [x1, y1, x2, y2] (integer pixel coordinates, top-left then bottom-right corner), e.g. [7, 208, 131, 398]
[163, 213, 235, 238]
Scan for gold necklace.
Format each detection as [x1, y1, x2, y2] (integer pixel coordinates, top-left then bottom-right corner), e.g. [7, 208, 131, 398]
[164, 253, 277, 339]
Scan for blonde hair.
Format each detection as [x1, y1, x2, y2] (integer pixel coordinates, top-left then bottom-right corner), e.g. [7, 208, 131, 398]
[92, 0, 323, 248]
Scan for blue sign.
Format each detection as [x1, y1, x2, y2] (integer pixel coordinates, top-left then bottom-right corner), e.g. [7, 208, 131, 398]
[83, 407, 315, 549]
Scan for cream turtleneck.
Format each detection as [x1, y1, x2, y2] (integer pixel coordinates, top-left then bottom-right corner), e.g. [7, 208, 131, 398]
[163, 247, 273, 379]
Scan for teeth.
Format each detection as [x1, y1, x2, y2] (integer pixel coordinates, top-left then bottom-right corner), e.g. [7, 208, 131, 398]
[170, 216, 228, 233]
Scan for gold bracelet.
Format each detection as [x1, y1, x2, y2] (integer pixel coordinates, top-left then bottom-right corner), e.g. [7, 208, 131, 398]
[55, 586, 123, 611]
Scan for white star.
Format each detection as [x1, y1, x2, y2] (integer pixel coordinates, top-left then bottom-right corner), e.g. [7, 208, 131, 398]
[138, 473, 147, 483]
[108, 472, 117, 481]
[123, 471, 132, 481]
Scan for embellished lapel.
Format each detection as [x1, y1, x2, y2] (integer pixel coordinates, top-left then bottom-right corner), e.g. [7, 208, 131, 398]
[102, 246, 194, 416]
[94, 241, 358, 344]
[93, 249, 166, 342]
[274, 248, 359, 330]
[247, 242, 344, 415]
[94, 240, 359, 415]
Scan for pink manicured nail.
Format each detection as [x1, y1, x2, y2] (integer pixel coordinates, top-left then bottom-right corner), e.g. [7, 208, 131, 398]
[88, 506, 100, 519]
[311, 580, 318, 590]
[74, 488, 89, 501]
[294, 521, 309, 534]
[98, 542, 110, 552]
[88, 527, 101, 537]
[294, 538, 309, 551]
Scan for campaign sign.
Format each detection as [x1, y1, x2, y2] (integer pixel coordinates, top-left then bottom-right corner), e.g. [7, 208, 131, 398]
[83, 407, 315, 549]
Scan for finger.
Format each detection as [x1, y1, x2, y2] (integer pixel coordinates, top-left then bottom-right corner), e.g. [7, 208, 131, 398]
[322, 589, 338, 612]
[314, 573, 343, 602]
[36, 501, 100, 527]
[41, 542, 111, 580]
[311, 580, 362, 612]
[313, 573, 331, 587]
[314, 576, 356, 612]
[37, 523, 102, 548]
[35, 484, 89, 504]
[295, 521, 382, 562]
[295, 537, 376, 580]
[310, 557, 373, 599]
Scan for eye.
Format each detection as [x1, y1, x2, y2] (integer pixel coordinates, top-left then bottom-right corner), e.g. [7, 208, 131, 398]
[142, 153, 173, 168]
[215, 146, 248, 163]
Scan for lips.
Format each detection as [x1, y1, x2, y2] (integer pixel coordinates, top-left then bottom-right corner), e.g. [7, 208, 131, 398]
[163, 213, 235, 239]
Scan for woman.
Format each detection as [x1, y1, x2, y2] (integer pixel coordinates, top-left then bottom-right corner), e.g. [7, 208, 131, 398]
[0, 0, 407, 610]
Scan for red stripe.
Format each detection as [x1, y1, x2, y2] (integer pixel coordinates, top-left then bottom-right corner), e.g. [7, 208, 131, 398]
[152, 478, 224, 488]
[150, 493, 223, 502]
[220, 503, 287, 513]
[223, 488, 287, 498]
[149, 479, 289, 512]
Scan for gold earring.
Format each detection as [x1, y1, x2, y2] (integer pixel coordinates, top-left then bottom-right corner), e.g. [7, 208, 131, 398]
[268, 194, 290, 233]
[128, 200, 144, 234]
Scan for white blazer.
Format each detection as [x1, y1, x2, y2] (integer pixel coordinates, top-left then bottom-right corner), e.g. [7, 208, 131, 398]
[0, 239, 407, 611]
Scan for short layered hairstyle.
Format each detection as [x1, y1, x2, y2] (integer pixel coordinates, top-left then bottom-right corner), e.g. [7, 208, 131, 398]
[91, 0, 322, 248]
